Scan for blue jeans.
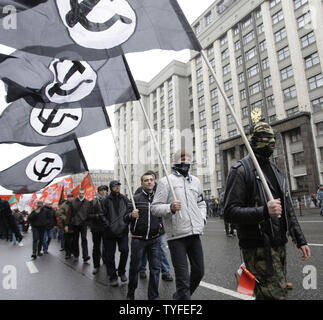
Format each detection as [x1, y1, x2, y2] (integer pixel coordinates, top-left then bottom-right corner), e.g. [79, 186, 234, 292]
[43, 228, 54, 252]
[12, 224, 23, 244]
[128, 237, 161, 300]
[140, 233, 170, 274]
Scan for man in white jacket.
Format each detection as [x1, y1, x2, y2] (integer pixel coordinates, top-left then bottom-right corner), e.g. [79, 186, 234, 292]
[151, 149, 207, 300]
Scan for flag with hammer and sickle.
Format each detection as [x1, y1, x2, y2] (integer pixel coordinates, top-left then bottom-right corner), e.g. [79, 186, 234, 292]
[0, 136, 88, 194]
[0, 0, 201, 61]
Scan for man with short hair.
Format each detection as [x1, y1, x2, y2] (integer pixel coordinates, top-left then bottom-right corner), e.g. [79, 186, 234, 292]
[135, 171, 173, 282]
[71, 189, 91, 263]
[57, 193, 75, 259]
[125, 172, 163, 300]
[88, 185, 109, 275]
[101, 181, 130, 286]
[224, 122, 310, 300]
[151, 149, 207, 300]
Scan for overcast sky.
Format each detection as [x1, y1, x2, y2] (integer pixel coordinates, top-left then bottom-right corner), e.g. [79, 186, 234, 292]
[0, 0, 215, 195]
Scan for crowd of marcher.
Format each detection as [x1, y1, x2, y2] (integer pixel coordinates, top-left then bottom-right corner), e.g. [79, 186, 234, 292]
[0, 123, 315, 300]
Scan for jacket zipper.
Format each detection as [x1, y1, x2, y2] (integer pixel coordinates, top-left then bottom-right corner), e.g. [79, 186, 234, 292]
[146, 202, 151, 240]
[183, 177, 194, 229]
[133, 217, 138, 233]
[270, 164, 290, 235]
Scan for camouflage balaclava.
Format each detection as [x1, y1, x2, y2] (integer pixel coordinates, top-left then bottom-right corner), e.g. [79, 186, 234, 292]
[250, 122, 275, 158]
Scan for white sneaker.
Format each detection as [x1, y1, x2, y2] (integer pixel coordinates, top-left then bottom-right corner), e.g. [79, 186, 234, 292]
[18, 242, 24, 247]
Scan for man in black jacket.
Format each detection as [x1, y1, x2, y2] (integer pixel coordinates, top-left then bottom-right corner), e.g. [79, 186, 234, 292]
[124, 172, 163, 300]
[101, 180, 129, 286]
[42, 201, 57, 254]
[224, 122, 310, 300]
[88, 185, 109, 275]
[29, 201, 47, 260]
[71, 188, 91, 263]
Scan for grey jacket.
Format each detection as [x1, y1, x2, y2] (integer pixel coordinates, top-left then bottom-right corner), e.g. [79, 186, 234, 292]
[151, 172, 207, 241]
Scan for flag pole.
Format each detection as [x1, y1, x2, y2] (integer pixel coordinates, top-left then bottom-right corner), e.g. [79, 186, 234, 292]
[200, 51, 277, 211]
[138, 99, 182, 217]
[100, 105, 136, 210]
[109, 126, 137, 210]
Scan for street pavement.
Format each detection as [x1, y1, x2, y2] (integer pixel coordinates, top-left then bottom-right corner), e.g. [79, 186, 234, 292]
[0, 207, 322, 300]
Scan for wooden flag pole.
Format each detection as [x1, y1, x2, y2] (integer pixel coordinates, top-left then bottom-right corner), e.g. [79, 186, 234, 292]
[138, 99, 182, 218]
[109, 126, 137, 210]
[200, 51, 277, 213]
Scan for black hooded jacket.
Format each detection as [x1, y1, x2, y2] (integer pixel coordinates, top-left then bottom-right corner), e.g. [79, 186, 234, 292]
[224, 156, 307, 249]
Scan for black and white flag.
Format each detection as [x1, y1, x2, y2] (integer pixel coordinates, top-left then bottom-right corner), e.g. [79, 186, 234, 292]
[0, 51, 139, 108]
[0, 100, 111, 146]
[0, 137, 89, 194]
[0, 0, 201, 61]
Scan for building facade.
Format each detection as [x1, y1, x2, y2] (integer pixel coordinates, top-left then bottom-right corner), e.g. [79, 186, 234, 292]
[115, 0, 323, 199]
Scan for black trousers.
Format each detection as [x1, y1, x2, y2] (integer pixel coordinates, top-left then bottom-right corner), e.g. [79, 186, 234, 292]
[64, 232, 73, 256]
[91, 231, 106, 268]
[168, 235, 204, 300]
[32, 226, 45, 256]
[103, 233, 129, 280]
[72, 225, 88, 259]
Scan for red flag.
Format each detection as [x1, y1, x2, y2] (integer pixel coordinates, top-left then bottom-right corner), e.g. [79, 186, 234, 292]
[58, 186, 65, 205]
[237, 265, 257, 296]
[15, 194, 23, 202]
[81, 173, 91, 189]
[85, 185, 96, 201]
[51, 185, 65, 209]
[71, 185, 80, 199]
[60, 177, 73, 189]
[0, 195, 11, 201]
[28, 192, 38, 209]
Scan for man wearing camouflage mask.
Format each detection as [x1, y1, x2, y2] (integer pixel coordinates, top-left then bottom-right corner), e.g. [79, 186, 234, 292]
[224, 122, 310, 300]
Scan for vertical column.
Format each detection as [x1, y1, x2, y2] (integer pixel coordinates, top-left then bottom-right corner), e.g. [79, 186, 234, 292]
[156, 86, 163, 179]
[281, 0, 321, 183]
[214, 39, 228, 141]
[201, 50, 216, 197]
[163, 81, 171, 171]
[227, 29, 242, 125]
[261, 1, 286, 119]
[281, 0, 311, 112]
[191, 58, 203, 182]
[308, 0, 323, 70]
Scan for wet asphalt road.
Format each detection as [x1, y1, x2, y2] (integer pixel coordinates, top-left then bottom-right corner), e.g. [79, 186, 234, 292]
[0, 208, 322, 301]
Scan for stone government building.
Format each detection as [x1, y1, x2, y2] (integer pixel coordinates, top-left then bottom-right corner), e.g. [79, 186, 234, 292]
[114, 0, 323, 201]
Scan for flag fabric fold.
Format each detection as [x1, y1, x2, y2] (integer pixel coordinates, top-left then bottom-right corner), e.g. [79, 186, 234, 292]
[80, 173, 91, 190]
[0, 137, 88, 194]
[0, 0, 201, 61]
